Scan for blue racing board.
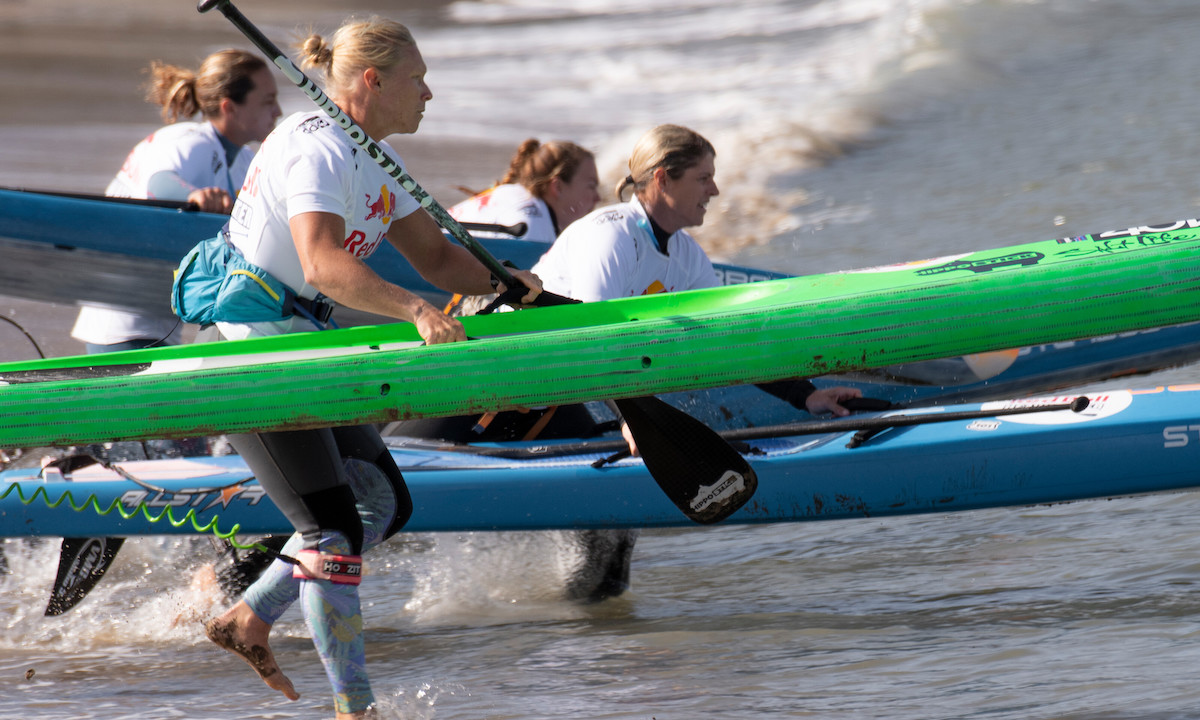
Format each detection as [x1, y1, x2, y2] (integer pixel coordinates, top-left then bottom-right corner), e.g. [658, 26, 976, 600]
[2, 385, 1197, 537]
[0, 186, 784, 322]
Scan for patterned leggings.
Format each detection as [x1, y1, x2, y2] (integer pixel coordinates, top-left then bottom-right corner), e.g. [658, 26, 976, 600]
[241, 457, 398, 714]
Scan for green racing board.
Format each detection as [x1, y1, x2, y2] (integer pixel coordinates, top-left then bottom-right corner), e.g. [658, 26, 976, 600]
[1, 219, 1200, 448]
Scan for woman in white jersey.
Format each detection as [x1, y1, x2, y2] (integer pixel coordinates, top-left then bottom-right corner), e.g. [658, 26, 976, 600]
[533, 125, 861, 452]
[450, 138, 601, 243]
[400, 139, 636, 604]
[198, 18, 540, 720]
[71, 50, 281, 353]
[397, 138, 604, 436]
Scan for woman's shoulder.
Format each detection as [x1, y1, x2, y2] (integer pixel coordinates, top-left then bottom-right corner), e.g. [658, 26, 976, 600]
[144, 121, 216, 147]
[254, 113, 365, 176]
[572, 201, 639, 230]
[557, 202, 641, 252]
[487, 183, 535, 204]
[268, 112, 356, 152]
[451, 183, 527, 214]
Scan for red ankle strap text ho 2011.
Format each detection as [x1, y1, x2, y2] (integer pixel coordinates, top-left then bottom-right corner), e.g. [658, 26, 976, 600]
[291, 549, 363, 585]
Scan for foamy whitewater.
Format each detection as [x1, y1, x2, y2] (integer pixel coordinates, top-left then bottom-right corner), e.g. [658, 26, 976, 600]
[417, 0, 955, 252]
[5, 0, 1200, 718]
[409, 0, 1200, 264]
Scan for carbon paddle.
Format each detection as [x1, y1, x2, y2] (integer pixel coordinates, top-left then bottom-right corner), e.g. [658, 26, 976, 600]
[719, 395, 1091, 443]
[614, 397, 757, 524]
[460, 221, 529, 237]
[41, 455, 125, 616]
[46, 537, 125, 616]
[4, 185, 200, 212]
[198, 0, 759, 524]
[196, 0, 569, 307]
[589, 395, 1090, 466]
[4, 187, 529, 239]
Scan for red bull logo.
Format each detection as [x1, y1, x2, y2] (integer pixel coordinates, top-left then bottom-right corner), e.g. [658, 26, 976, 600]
[364, 185, 394, 224]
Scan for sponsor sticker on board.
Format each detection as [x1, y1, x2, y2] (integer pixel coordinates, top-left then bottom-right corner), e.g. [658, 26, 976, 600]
[979, 391, 1132, 425]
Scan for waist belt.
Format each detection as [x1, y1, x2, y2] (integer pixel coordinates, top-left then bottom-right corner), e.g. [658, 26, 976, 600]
[292, 294, 335, 324]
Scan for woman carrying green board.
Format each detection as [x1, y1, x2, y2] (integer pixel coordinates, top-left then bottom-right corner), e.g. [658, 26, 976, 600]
[196, 16, 541, 720]
[531, 124, 863, 453]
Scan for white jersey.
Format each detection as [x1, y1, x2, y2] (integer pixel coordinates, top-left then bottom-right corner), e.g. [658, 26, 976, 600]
[73, 121, 254, 346]
[105, 121, 253, 200]
[449, 184, 557, 243]
[531, 195, 719, 302]
[217, 111, 421, 339]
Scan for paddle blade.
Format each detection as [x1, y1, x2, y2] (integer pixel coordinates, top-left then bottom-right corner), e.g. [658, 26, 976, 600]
[614, 397, 757, 524]
[45, 537, 126, 616]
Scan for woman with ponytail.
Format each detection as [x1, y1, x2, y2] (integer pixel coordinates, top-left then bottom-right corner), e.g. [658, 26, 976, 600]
[532, 125, 861, 453]
[72, 49, 281, 353]
[449, 138, 600, 242]
[531, 124, 722, 302]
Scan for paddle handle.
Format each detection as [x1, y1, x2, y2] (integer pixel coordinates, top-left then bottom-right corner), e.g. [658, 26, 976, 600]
[7, 186, 199, 212]
[197, 0, 572, 305]
[725, 395, 1092, 442]
[460, 221, 529, 238]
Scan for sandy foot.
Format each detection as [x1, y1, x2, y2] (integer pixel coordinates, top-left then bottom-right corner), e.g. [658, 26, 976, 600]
[203, 602, 299, 702]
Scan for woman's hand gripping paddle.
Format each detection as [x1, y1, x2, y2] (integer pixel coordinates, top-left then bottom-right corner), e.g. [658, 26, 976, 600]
[197, 0, 760, 524]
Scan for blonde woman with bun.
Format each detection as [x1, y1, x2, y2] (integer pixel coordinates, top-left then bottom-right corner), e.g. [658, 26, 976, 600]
[198, 17, 540, 719]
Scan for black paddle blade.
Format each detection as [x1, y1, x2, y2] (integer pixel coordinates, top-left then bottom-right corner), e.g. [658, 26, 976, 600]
[45, 537, 126, 616]
[614, 397, 757, 524]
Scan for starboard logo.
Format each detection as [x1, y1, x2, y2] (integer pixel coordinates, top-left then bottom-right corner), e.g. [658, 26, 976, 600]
[596, 210, 624, 225]
[297, 116, 330, 134]
[715, 267, 779, 285]
[690, 470, 746, 513]
[915, 251, 1044, 276]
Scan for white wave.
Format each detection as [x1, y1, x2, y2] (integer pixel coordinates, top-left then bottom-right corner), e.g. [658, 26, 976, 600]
[416, 0, 1006, 252]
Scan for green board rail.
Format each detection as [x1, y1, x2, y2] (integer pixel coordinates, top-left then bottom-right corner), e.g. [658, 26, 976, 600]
[1, 220, 1199, 448]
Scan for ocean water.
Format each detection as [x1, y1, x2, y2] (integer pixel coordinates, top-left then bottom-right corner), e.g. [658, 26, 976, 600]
[4, 0, 1200, 718]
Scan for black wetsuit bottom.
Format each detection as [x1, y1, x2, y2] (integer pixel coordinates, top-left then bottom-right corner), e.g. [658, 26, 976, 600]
[228, 424, 412, 555]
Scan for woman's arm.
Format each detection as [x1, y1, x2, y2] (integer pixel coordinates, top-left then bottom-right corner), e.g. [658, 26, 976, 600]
[386, 208, 542, 303]
[290, 210, 466, 344]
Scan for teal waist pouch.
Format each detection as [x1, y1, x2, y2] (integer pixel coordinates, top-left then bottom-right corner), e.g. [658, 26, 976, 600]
[171, 232, 328, 327]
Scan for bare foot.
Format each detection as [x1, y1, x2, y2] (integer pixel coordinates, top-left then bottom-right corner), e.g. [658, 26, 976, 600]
[204, 601, 299, 701]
